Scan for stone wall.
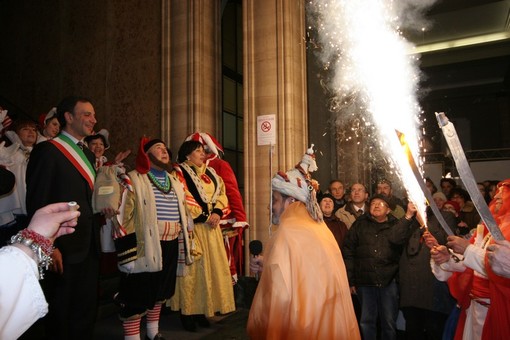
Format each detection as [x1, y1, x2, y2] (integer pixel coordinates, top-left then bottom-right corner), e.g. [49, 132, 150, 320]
[0, 0, 162, 166]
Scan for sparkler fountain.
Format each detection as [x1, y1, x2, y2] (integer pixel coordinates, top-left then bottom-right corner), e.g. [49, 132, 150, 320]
[307, 0, 439, 229]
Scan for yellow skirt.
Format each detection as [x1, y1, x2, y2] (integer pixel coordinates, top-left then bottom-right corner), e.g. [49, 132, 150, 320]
[168, 222, 235, 316]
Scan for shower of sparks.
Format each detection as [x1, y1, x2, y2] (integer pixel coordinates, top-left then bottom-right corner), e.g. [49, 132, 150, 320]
[307, 0, 438, 222]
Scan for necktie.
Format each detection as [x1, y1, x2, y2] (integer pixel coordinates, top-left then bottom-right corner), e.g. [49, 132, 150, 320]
[77, 141, 84, 150]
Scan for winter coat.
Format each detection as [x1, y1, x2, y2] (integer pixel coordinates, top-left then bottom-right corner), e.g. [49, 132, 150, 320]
[342, 213, 416, 287]
[399, 209, 456, 315]
[335, 202, 369, 229]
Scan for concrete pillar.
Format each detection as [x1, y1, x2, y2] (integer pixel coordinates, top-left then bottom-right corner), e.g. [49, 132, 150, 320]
[243, 0, 309, 245]
[162, 0, 222, 151]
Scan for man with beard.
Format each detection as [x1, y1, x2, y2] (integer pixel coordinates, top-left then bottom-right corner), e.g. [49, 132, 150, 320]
[376, 179, 406, 219]
[114, 138, 192, 340]
[247, 146, 360, 340]
[484, 179, 510, 339]
[430, 178, 510, 339]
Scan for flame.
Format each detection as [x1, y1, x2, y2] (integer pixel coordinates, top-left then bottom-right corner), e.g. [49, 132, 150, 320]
[396, 131, 428, 224]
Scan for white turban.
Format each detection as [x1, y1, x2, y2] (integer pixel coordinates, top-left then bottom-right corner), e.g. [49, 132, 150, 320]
[271, 145, 322, 222]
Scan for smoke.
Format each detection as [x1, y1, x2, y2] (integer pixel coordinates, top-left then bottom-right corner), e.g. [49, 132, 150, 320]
[395, 0, 437, 31]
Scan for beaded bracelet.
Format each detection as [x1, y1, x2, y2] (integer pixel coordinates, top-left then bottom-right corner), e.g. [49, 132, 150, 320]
[10, 229, 54, 279]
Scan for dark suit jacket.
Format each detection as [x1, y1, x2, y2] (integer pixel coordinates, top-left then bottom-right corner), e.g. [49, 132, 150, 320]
[0, 166, 15, 195]
[26, 140, 99, 264]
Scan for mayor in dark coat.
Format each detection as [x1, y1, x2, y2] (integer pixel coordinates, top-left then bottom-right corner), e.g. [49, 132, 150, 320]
[26, 96, 100, 339]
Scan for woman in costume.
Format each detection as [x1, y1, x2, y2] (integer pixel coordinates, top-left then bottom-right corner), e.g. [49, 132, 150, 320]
[37, 107, 60, 141]
[169, 140, 235, 331]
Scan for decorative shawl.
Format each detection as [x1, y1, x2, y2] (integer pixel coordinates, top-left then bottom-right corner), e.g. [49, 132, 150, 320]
[179, 161, 221, 204]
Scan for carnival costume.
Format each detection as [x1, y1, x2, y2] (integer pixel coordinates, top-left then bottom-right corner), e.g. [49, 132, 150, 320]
[168, 159, 235, 317]
[114, 138, 192, 339]
[185, 132, 249, 282]
[247, 146, 360, 340]
[431, 179, 510, 339]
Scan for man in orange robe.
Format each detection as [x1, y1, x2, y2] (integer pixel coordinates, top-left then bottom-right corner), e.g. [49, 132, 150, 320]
[247, 146, 360, 340]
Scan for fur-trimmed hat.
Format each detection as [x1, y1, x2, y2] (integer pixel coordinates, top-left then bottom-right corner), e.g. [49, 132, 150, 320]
[135, 137, 168, 174]
[271, 144, 322, 222]
[185, 132, 223, 157]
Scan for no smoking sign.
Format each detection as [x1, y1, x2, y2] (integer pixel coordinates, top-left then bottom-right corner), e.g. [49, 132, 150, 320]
[257, 114, 276, 145]
[261, 121, 271, 132]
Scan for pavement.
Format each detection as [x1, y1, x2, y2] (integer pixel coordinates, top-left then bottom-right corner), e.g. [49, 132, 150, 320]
[93, 264, 252, 339]
[93, 305, 250, 340]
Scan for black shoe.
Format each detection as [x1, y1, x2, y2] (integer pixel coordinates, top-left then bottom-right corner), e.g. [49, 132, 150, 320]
[194, 314, 210, 328]
[180, 314, 197, 332]
[113, 292, 125, 308]
[145, 334, 165, 340]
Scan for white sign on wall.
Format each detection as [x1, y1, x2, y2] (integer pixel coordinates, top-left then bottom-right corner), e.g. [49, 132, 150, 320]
[257, 114, 276, 146]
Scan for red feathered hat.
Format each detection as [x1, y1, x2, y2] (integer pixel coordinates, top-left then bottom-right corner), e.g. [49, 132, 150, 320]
[135, 137, 151, 174]
[135, 137, 170, 174]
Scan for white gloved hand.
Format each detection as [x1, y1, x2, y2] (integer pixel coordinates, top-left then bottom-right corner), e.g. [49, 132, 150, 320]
[0, 141, 16, 166]
[118, 261, 135, 273]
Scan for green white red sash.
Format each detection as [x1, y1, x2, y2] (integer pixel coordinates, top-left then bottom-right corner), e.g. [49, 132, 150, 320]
[50, 135, 95, 190]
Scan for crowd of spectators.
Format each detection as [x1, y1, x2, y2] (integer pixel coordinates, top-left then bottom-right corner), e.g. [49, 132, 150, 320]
[316, 176, 502, 339]
[2, 103, 509, 339]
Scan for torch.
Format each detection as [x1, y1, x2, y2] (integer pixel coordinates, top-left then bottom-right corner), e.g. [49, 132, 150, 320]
[436, 112, 504, 240]
[396, 131, 454, 236]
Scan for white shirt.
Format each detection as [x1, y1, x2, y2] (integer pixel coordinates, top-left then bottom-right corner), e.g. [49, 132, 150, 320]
[0, 246, 48, 340]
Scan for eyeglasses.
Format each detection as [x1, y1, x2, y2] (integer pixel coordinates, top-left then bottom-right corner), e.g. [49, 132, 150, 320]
[370, 201, 388, 208]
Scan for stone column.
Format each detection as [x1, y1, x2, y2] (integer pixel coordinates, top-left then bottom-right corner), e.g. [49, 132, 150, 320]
[162, 0, 222, 150]
[244, 0, 309, 245]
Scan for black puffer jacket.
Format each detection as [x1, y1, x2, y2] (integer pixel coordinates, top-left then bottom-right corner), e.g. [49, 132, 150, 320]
[342, 213, 416, 287]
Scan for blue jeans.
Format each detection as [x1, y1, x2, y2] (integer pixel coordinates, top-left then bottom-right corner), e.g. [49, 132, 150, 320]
[357, 280, 399, 340]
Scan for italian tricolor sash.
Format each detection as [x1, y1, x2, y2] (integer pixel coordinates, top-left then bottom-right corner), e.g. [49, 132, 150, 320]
[50, 135, 95, 190]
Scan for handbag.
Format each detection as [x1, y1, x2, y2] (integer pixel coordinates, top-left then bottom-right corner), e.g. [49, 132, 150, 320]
[92, 165, 122, 213]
